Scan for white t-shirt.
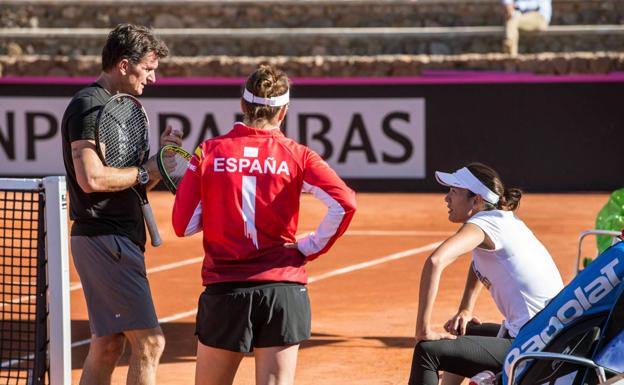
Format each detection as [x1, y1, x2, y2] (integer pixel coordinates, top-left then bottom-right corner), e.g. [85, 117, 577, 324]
[467, 210, 563, 337]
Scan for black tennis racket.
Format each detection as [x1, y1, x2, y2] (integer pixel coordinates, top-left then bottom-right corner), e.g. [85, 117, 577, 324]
[94, 93, 162, 247]
[156, 144, 192, 195]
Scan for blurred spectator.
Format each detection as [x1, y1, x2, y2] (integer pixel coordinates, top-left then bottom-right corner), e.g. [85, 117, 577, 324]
[502, 0, 552, 56]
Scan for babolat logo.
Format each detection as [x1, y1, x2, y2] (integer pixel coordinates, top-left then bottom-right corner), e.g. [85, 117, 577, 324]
[504, 258, 621, 374]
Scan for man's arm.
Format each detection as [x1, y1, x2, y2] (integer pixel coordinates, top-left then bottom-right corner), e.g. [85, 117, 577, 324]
[71, 139, 140, 193]
[72, 125, 182, 193]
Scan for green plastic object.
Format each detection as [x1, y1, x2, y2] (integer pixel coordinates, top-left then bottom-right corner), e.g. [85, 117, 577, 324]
[596, 188, 624, 253]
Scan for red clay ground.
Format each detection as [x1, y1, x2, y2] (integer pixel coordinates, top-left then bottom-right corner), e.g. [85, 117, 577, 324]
[67, 192, 609, 384]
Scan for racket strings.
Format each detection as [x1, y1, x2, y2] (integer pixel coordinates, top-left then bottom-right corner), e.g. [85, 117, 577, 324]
[161, 149, 190, 186]
[99, 98, 149, 168]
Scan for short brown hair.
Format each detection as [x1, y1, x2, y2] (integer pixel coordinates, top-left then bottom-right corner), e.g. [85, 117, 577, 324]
[101, 24, 169, 71]
[242, 65, 290, 125]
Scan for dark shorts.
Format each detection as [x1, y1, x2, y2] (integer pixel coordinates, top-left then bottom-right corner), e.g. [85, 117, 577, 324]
[196, 281, 311, 353]
[71, 234, 159, 337]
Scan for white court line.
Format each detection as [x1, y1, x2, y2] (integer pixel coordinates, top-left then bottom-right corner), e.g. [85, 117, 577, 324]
[2, 238, 443, 366]
[69, 257, 205, 291]
[66, 231, 441, 290]
[344, 230, 453, 237]
[67, 241, 442, 350]
[1, 354, 34, 369]
[0, 294, 37, 309]
[1, 257, 206, 309]
[3, 230, 442, 305]
[69, 309, 201, 349]
[308, 242, 441, 283]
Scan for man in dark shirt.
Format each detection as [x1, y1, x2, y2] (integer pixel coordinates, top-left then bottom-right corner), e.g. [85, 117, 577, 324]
[61, 24, 181, 385]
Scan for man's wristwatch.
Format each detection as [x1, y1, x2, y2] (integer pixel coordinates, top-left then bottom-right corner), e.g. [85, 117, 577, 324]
[137, 166, 150, 185]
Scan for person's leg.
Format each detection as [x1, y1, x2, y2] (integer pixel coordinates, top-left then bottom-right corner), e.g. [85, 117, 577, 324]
[440, 372, 465, 385]
[254, 344, 300, 385]
[72, 235, 162, 384]
[408, 336, 512, 385]
[464, 323, 502, 337]
[504, 14, 521, 56]
[195, 341, 244, 385]
[73, 235, 128, 385]
[79, 333, 126, 385]
[194, 283, 256, 385]
[439, 323, 503, 385]
[517, 12, 548, 32]
[123, 326, 166, 385]
[506, 12, 549, 55]
[252, 284, 310, 385]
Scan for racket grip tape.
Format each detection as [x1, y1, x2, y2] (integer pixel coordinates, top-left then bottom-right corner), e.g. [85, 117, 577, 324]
[141, 203, 162, 247]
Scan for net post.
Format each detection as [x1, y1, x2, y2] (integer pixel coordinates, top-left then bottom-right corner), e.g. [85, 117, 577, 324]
[43, 176, 71, 385]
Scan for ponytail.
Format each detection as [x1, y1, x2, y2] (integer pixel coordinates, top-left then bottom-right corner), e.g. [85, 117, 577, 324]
[466, 162, 523, 212]
[242, 65, 290, 126]
[498, 187, 522, 211]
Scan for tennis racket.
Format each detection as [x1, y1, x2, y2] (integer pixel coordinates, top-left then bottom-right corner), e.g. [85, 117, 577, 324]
[156, 144, 192, 195]
[94, 93, 162, 247]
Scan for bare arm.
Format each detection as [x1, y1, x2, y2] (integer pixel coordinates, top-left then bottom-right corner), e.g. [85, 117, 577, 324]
[143, 156, 162, 191]
[415, 223, 485, 341]
[72, 126, 182, 193]
[444, 263, 484, 336]
[71, 139, 140, 193]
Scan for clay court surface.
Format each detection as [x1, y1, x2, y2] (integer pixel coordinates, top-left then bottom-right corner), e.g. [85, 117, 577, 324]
[67, 191, 609, 384]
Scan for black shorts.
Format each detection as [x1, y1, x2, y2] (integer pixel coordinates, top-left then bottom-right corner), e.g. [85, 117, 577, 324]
[195, 281, 311, 353]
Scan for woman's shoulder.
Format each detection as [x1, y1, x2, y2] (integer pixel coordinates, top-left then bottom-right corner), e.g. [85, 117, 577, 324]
[470, 209, 507, 220]
[467, 209, 522, 227]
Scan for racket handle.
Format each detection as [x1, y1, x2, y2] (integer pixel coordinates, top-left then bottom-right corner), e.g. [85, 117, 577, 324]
[141, 203, 162, 247]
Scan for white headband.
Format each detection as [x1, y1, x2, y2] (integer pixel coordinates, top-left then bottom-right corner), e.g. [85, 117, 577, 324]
[242, 89, 290, 107]
[435, 167, 500, 204]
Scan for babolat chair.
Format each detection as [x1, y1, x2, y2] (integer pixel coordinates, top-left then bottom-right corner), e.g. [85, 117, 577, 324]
[502, 233, 624, 385]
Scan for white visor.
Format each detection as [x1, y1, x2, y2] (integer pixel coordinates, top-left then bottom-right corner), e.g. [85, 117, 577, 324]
[243, 89, 289, 107]
[435, 167, 500, 204]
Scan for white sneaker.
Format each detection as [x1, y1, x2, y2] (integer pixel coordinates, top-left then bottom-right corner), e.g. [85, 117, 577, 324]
[469, 370, 496, 385]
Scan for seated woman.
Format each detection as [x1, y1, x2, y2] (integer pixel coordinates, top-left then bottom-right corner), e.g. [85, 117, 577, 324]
[409, 162, 564, 385]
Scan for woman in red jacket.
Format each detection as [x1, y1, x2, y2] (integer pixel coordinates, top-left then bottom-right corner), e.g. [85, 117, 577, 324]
[172, 65, 357, 385]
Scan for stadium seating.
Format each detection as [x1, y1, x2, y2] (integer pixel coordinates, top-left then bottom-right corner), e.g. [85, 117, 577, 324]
[0, 0, 623, 76]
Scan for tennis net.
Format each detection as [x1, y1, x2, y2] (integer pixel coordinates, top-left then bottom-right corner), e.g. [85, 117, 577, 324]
[0, 177, 70, 385]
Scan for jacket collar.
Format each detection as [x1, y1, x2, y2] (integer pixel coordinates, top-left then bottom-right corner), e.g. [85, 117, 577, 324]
[231, 122, 284, 137]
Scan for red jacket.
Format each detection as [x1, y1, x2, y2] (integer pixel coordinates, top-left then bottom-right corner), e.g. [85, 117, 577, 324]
[172, 123, 357, 285]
